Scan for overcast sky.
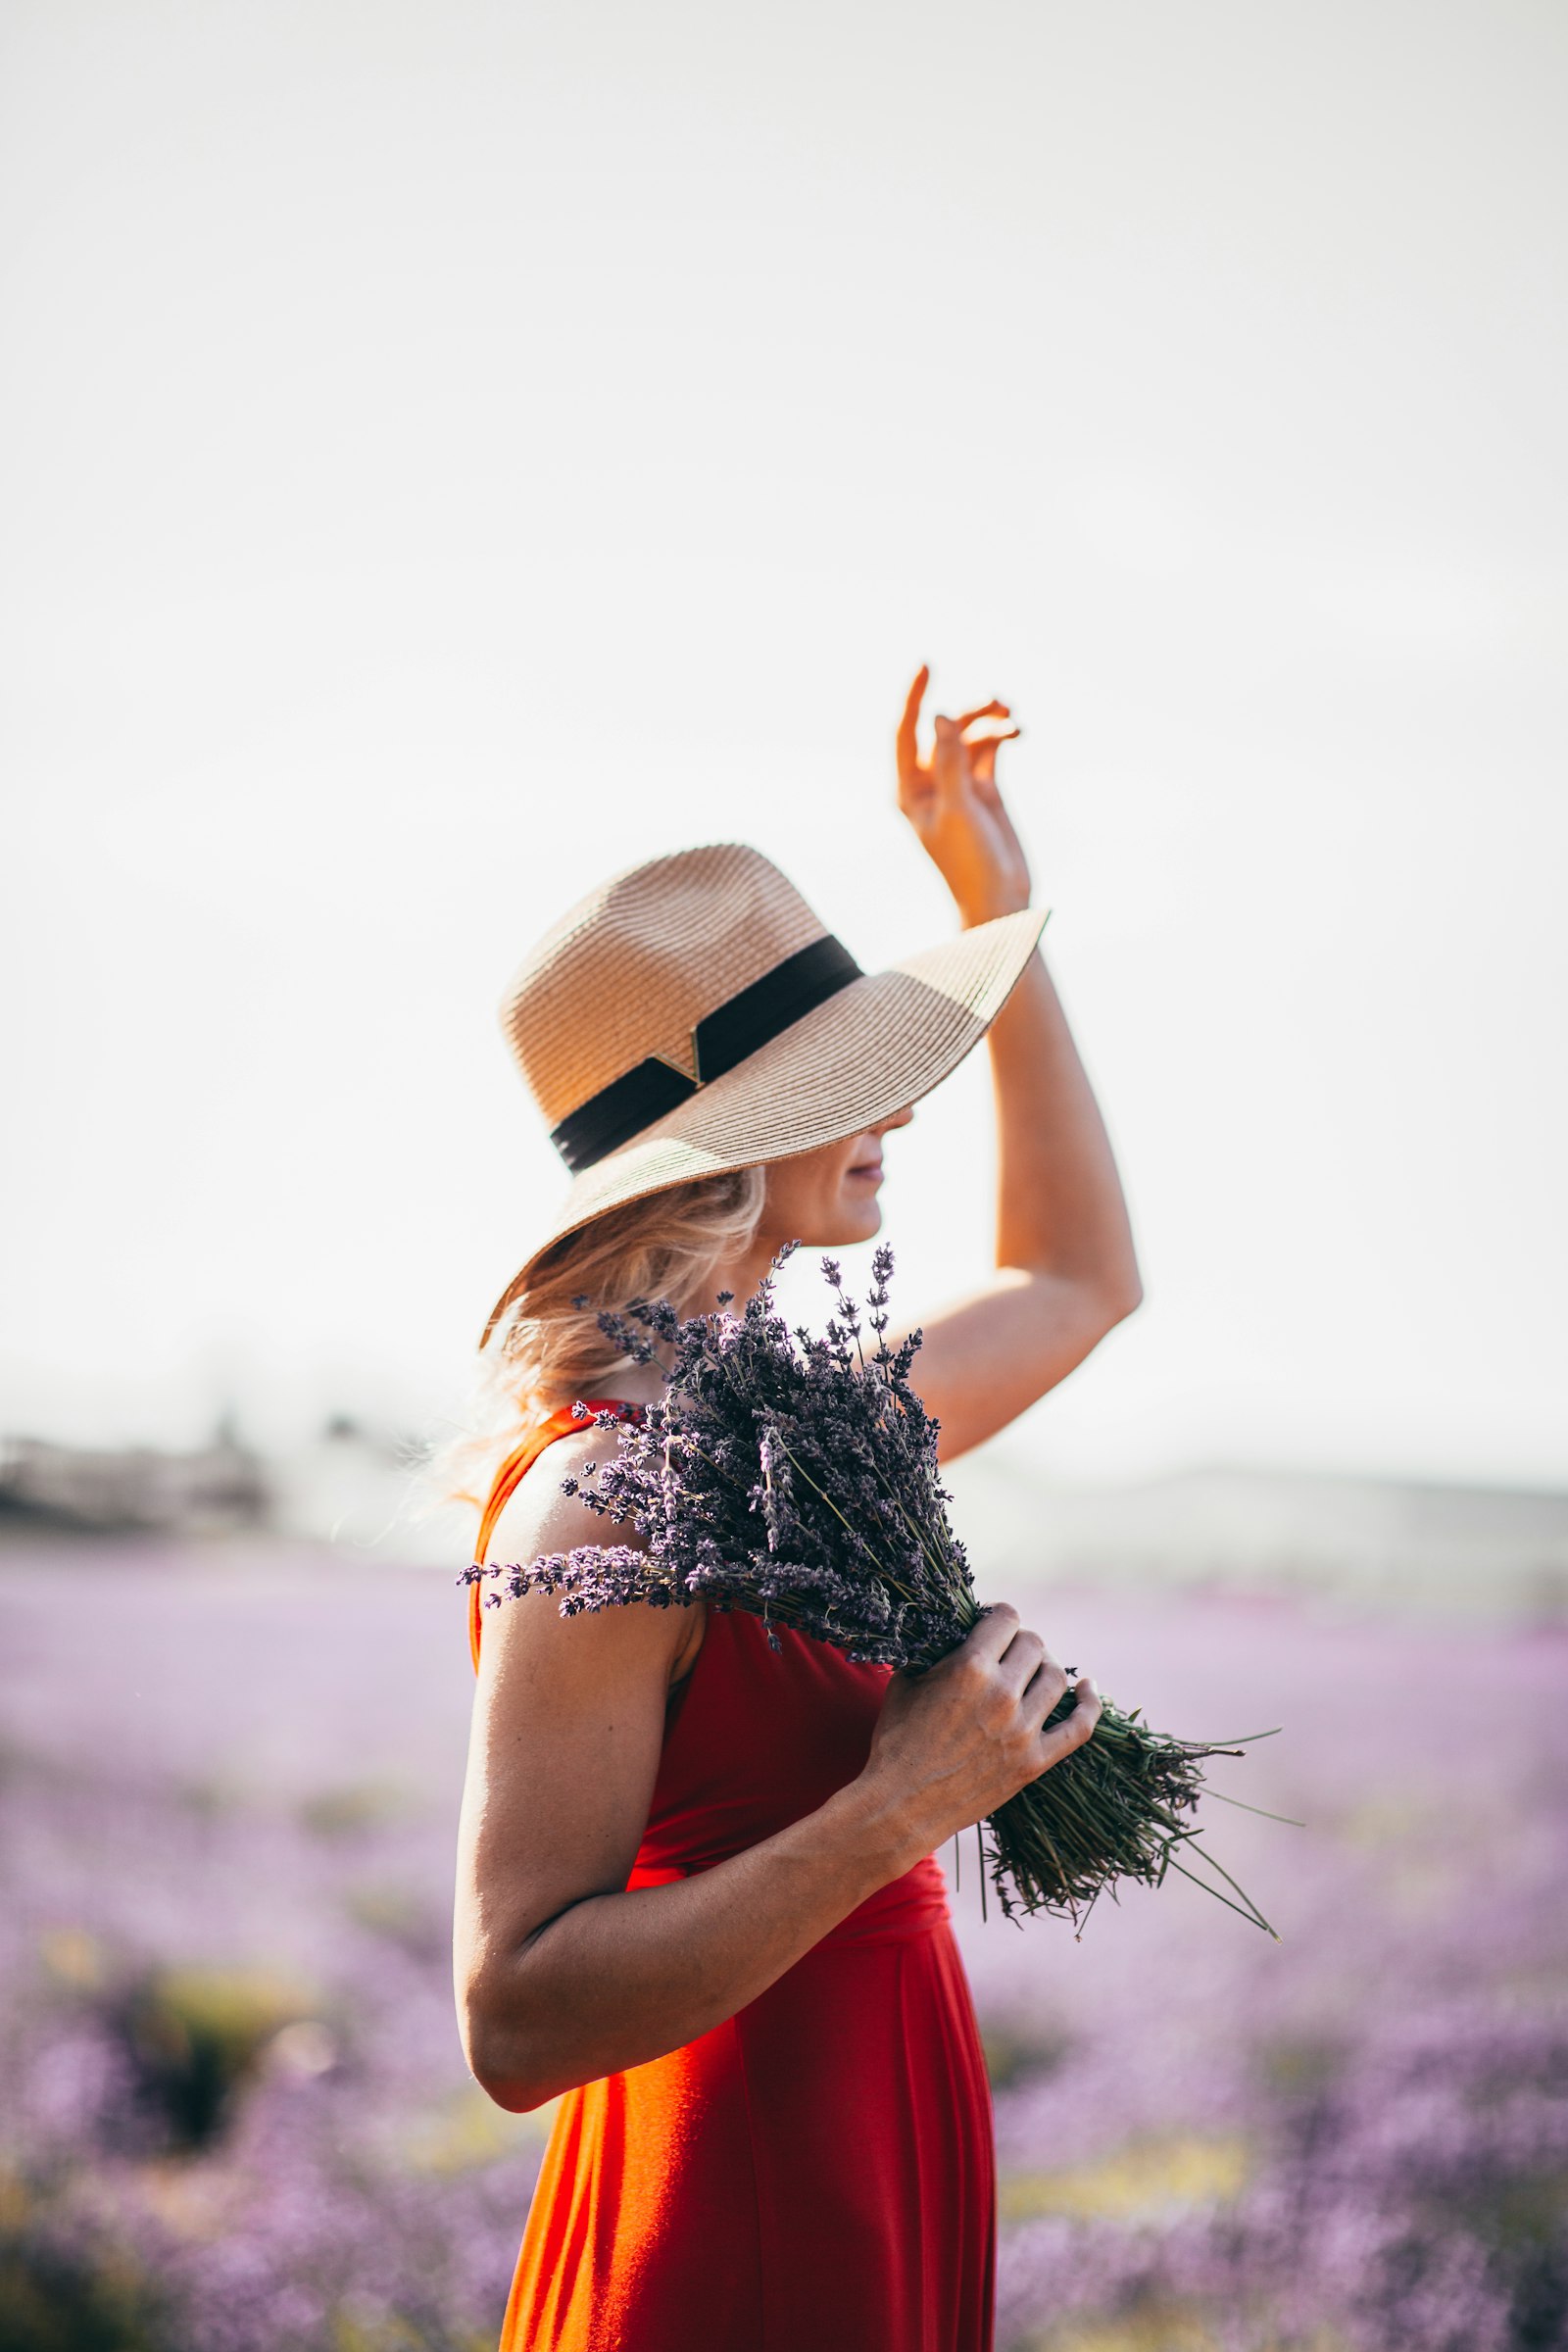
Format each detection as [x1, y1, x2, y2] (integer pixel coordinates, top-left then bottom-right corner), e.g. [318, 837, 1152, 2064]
[3, 0, 1564, 1491]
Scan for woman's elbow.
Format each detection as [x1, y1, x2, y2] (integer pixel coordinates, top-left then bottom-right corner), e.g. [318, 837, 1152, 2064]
[460, 1974, 556, 2115]
[476, 2068, 556, 2117]
[1065, 1266, 1143, 1341]
[1102, 1270, 1144, 1328]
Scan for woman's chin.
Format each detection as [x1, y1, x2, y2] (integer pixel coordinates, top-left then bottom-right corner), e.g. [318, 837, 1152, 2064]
[767, 1197, 884, 1252]
[828, 1196, 885, 1245]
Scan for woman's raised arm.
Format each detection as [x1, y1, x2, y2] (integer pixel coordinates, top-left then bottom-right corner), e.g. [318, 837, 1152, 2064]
[893, 666, 1144, 1458]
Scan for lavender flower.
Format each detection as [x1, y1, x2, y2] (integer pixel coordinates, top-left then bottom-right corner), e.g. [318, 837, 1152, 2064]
[466, 1247, 1281, 1936]
[5, 1525, 1562, 2346]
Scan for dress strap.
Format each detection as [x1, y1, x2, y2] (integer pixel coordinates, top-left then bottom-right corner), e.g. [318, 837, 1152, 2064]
[468, 1399, 647, 1673]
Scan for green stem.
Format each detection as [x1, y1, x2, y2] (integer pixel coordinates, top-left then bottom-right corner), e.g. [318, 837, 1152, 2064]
[1162, 1854, 1281, 1939]
[1203, 1789, 1307, 1828]
[1167, 1838, 1279, 1936]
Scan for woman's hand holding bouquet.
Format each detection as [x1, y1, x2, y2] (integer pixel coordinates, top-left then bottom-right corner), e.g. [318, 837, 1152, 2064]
[859, 1602, 1102, 1878]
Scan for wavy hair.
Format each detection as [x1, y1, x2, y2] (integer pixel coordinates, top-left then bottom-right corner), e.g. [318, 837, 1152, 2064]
[435, 1165, 768, 1514]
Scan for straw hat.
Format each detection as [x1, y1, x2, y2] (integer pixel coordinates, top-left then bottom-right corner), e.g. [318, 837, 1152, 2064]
[478, 843, 1049, 1347]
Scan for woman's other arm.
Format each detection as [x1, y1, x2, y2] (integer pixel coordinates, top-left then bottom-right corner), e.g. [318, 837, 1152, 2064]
[454, 1437, 1099, 2111]
[894, 665, 1144, 1457]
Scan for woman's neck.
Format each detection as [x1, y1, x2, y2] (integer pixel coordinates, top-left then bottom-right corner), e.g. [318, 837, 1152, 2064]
[705, 1232, 786, 1313]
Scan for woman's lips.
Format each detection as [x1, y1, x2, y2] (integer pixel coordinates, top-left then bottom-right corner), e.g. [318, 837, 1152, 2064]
[849, 1159, 884, 1184]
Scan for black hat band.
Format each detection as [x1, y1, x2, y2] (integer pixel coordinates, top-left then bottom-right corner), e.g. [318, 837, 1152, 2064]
[550, 934, 863, 1173]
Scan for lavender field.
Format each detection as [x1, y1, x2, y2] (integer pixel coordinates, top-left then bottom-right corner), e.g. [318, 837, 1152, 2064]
[1, 1538, 1564, 2352]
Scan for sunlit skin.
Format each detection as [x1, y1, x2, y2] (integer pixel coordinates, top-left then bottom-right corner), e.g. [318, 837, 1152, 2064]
[751, 1106, 916, 1265]
[454, 669, 1142, 2110]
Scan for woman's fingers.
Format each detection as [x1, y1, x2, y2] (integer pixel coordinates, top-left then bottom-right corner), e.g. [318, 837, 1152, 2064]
[997, 1626, 1049, 1694]
[967, 727, 1021, 789]
[955, 699, 1010, 733]
[968, 1608, 1071, 1716]
[895, 666, 930, 795]
[1035, 1677, 1101, 1771]
[963, 1600, 1021, 1664]
[931, 711, 970, 797]
[898, 675, 1019, 804]
[1017, 1643, 1070, 1723]
[871, 1615, 1098, 1837]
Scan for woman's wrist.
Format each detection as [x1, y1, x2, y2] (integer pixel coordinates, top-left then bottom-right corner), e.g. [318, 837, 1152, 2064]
[833, 1767, 941, 1884]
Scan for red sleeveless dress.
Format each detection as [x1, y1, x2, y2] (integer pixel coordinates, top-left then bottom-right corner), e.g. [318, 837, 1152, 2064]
[469, 1404, 997, 2352]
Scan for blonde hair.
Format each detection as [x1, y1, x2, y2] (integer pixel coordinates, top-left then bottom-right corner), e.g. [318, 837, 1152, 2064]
[436, 1166, 768, 1513]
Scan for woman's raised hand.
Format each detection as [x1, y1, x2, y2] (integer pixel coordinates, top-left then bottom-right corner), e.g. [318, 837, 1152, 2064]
[859, 1603, 1101, 1867]
[895, 664, 1032, 928]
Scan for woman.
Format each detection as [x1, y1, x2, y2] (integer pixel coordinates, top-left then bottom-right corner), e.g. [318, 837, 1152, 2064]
[453, 667, 1143, 2351]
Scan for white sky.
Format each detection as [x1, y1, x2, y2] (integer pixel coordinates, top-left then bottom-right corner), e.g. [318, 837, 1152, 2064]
[3, 0, 1565, 1488]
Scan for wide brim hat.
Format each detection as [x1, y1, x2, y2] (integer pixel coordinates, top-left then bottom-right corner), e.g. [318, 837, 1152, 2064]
[478, 843, 1049, 1348]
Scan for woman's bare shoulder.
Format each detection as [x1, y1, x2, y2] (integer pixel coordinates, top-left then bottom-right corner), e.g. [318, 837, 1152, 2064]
[481, 1422, 639, 1572]
[476, 1426, 693, 1691]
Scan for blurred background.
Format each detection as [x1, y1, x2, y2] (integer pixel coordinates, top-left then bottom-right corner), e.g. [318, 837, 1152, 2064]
[2, 5, 1564, 2349]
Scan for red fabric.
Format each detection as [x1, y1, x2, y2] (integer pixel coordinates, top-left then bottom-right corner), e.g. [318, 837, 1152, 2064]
[470, 1406, 997, 2351]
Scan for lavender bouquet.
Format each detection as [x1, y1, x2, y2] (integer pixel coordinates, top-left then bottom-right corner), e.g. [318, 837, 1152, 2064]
[466, 1247, 1284, 1939]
